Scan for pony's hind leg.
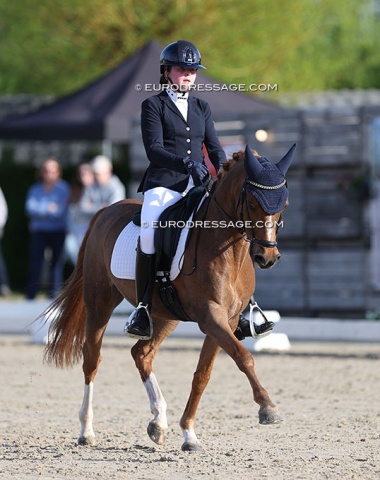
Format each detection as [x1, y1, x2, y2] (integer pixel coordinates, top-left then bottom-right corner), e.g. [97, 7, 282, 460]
[144, 373, 168, 445]
[131, 316, 179, 446]
[78, 289, 122, 446]
[78, 382, 96, 445]
[78, 322, 108, 446]
[180, 335, 221, 452]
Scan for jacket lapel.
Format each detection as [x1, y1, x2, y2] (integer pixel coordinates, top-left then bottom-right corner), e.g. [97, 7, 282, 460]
[160, 91, 189, 125]
[186, 97, 196, 128]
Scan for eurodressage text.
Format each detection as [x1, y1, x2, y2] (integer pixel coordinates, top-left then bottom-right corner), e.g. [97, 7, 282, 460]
[135, 83, 278, 93]
[142, 220, 284, 229]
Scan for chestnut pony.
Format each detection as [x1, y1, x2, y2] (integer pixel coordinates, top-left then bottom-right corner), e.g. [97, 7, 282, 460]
[44, 145, 295, 452]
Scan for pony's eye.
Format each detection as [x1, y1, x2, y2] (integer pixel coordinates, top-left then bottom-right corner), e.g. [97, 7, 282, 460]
[248, 202, 256, 210]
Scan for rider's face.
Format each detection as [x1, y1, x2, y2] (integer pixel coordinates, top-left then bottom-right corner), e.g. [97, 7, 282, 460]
[167, 66, 197, 92]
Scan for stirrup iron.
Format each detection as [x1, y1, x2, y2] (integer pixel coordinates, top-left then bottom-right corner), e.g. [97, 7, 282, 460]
[249, 301, 275, 339]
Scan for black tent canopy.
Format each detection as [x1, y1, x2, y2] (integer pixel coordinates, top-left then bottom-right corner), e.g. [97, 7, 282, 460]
[0, 40, 281, 142]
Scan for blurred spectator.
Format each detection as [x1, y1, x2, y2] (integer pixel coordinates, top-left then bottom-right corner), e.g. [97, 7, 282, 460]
[65, 162, 95, 266]
[0, 186, 11, 297]
[25, 158, 70, 300]
[64, 157, 126, 266]
[90, 155, 126, 206]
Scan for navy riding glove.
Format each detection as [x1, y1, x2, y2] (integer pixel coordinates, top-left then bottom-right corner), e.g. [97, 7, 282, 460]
[183, 158, 210, 186]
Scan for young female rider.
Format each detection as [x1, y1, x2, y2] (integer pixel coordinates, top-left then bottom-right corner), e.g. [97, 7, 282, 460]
[124, 40, 225, 340]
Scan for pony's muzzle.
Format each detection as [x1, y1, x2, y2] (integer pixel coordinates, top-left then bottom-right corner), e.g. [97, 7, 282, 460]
[252, 249, 281, 269]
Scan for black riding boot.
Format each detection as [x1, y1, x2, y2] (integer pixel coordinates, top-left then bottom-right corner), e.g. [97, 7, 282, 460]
[234, 300, 275, 340]
[124, 242, 156, 340]
[234, 313, 253, 341]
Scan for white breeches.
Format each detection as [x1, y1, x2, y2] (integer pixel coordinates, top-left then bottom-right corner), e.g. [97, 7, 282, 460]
[140, 179, 194, 254]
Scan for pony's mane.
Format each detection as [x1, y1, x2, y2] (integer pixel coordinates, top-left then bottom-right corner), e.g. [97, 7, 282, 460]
[216, 149, 260, 180]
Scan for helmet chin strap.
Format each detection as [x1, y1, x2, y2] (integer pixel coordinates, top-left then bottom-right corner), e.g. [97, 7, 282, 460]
[165, 74, 187, 96]
[164, 73, 174, 85]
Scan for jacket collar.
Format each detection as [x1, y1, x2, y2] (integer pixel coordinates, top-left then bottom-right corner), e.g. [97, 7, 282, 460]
[165, 88, 189, 102]
[159, 90, 194, 125]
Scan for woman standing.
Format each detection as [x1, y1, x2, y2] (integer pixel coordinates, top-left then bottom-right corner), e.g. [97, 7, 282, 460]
[65, 162, 95, 266]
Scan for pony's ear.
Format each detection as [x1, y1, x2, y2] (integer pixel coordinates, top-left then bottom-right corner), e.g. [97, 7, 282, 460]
[244, 145, 263, 180]
[277, 144, 296, 175]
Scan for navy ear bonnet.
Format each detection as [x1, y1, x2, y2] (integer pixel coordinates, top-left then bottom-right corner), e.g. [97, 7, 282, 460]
[244, 144, 296, 214]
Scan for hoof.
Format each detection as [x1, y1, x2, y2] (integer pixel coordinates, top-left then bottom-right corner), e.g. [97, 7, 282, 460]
[181, 441, 204, 452]
[147, 421, 167, 445]
[259, 406, 284, 425]
[78, 435, 96, 446]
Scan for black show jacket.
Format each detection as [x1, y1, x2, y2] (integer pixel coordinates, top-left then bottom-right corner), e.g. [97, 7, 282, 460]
[138, 91, 226, 193]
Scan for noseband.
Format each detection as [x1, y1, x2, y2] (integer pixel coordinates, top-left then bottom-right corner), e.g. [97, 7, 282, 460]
[208, 177, 284, 249]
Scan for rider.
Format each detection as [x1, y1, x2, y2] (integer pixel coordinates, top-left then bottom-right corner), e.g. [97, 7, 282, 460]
[124, 40, 262, 341]
[124, 40, 224, 340]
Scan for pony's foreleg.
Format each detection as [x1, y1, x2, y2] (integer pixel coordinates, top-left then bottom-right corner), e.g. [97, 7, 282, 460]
[204, 318, 283, 426]
[180, 335, 221, 452]
[131, 317, 178, 446]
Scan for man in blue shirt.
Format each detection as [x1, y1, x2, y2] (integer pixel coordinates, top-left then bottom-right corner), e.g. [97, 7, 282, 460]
[25, 158, 70, 300]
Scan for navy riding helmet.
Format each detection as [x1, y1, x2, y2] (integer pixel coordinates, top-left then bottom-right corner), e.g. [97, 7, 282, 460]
[160, 40, 206, 73]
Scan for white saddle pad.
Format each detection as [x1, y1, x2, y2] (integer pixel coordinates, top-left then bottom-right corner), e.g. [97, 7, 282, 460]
[110, 220, 191, 282]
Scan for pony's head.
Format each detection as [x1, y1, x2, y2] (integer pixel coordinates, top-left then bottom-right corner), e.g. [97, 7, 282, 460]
[244, 144, 296, 215]
[241, 144, 296, 268]
[214, 144, 295, 268]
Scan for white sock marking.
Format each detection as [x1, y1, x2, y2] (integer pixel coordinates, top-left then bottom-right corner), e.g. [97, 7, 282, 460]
[79, 382, 95, 439]
[144, 373, 168, 430]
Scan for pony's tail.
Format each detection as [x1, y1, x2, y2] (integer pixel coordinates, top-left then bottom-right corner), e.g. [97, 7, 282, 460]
[44, 210, 104, 368]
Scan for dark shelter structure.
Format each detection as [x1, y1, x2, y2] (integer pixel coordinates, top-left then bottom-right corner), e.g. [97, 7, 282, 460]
[0, 40, 281, 143]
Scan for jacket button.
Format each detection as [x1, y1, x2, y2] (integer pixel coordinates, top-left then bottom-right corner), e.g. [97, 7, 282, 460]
[186, 138, 190, 143]
[187, 150, 191, 154]
[186, 126, 190, 131]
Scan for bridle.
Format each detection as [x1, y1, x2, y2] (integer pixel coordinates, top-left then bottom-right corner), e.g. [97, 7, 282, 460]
[183, 176, 284, 276]
[207, 177, 286, 249]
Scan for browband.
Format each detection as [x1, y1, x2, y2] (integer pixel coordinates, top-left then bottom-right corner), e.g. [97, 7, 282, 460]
[246, 179, 286, 190]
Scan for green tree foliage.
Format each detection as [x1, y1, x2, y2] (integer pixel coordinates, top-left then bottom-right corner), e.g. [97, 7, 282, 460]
[0, 0, 379, 96]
